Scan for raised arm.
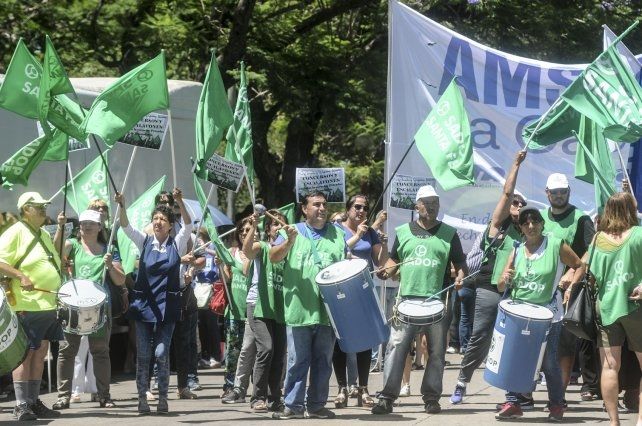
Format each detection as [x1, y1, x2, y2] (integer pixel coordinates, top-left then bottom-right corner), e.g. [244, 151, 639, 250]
[269, 225, 298, 263]
[489, 151, 526, 237]
[242, 214, 262, 260]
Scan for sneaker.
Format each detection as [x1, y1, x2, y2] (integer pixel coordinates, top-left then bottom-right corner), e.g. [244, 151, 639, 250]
[543, 399, 567, 412]
[450, 384, 466, 404]
[495, 402, 523, 419]
[305, 407, 336, 419]
[138, 398, 151, 415]
[399, 384, 410, 397]
[221, 389, 245, 404]
[446, 346, 457, 354]
[70, 393, 81, 403]
[580, 390, 598, 401]
[252, 399, 268, 412]
[198, 358, 211, 369]
[157, 398, 168, 415]
[177, 387, 198, 399]
[495, 396, 534, 411]
[268, 401, 285, 413]
[424, 400, 441, 414]
[52, 396, 70, 410]
[371, 399, 393, 415]
[30, 399, 61, 418]
[145, 390, 155, 401]
[210, 359, 222, 368]
[548, 405, 564, 422]
[188, 380, 203, 391]
[272, 407, 304, 419]
[13, 403, 37, 421]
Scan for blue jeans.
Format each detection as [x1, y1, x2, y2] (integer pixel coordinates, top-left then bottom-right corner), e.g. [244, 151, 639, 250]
[458, 287, 475, 353]
[284, 325, 335, 413]
[135, 321, 176, 399]
[507, 321, 564, 406]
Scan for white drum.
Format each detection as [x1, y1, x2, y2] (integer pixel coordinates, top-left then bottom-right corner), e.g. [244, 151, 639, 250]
[395, 298, 445, 326]
[58, 279, 108, 335]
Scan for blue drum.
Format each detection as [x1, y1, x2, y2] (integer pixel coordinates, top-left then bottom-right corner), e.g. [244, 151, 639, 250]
[315, 259, 390, 353]
[484, 299, 553, 393]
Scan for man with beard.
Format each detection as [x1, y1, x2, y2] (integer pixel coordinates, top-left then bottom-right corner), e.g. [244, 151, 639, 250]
[540, 173, 598, 404]
[269, 191, 346, 419]
[450, 151, 526, 405]
[372, 185, 466, 415]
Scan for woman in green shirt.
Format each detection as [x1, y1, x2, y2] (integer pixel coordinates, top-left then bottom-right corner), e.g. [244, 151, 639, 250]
[497, 207, 583, 422]
[584, 192, 642, 426]
[52, 209, 126, 410]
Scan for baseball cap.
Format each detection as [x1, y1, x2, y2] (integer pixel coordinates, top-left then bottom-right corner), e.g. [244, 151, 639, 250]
[546, 173, 569, 190]
[518, 206, 544, 225]
[415, 185, 439, 202]
[17, 192, 51, 210]
[79, 210, 102, 224]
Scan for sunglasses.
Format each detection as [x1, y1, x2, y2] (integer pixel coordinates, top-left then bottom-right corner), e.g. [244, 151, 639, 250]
[353, 204, 370, 212]
[94, 205, 109, 211]
[26, 203, 47, 210]
[548, 188, 569, 196]
[512, 199, 527, 207]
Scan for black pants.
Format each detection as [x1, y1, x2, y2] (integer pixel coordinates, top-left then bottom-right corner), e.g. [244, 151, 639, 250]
[198, 309, 222, 361]
[578, 338, 601, 394]
[332, 342, 372, 387]
[247, 304, 287, 403]
[173, 311, 197, 389]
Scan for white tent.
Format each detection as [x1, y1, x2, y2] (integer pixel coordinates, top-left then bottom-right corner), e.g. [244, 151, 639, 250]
[0, 76, 219, 219]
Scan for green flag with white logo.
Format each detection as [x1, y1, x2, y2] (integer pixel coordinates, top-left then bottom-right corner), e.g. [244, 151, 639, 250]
[60, 154, 110, 215]
[193, 174, 234, 266]
[0, 129, 68, 188]
[414, 78, 474, 191]
[225, 62, 254, 186]
[195, 51, 234, 178]
[117, 175, 166, 274]
[39, 35, 75, 139]
[82, 52, 169, 146]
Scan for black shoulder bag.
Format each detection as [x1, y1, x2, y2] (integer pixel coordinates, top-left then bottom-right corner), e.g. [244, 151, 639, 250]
[562, 233, 599, 341]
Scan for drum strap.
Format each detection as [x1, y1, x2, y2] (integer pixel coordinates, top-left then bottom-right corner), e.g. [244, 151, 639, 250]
[21, 221, 61, 276]
[11, 235, 40, 273]
[303, 225, 323, 267]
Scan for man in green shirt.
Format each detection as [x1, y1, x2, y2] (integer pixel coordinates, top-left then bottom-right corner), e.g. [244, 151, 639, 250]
[269, 191, 346, 420]
[541, 173, 598, 401]
[0, 192, 63, 421]
[372, 185, 467, 415]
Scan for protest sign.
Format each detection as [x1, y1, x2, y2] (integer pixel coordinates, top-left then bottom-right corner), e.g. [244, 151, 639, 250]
[118, 112, 168, 150]
[37, 121, 89, 152]
[203, 154, 244, 192]
[389, 174, 436, 210]
[295, 168, 345, 203]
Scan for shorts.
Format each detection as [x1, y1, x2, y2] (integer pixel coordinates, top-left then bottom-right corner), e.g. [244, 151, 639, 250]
[598, 306, 642, 352]
[17, 310, 64, 350]
[558, 323, 579, 358]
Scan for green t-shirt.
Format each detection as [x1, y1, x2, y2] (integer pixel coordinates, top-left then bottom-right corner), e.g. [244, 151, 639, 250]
[511, 236, 563, 306]
[589, 227, 642, 326]
[281, 223, 346, 326]
[253, 241, 285, 323]
[226, 248, 252, 321]
[541, 207, 586, 245]
[0, 222, 61, 311]
[395, 222, 455, 298]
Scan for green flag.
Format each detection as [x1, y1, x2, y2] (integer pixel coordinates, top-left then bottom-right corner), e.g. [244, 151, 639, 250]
[82, 52, 169, 146]
[573, 116, 616, 211]
[258, 202, 296, 232]
[414, 78, 474, 191]
[59, 154, 110, 215]
[522, 100, 582, 150]
[193, 174, 234, 266]
[225, 62, 254, 185]
[0, 130, 68, 188]
[117, 176, 166, 274]
[38, 35, 75, 137]
[195, 51, 234, 177]
[0, 39, 41, 119]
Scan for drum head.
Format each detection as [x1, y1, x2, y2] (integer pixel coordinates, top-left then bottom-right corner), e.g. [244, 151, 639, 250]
[59, 279, 107, 307]
[397, 299, 444, 316]
[499, 299, 553, 320]
[316, 259, 368, 285]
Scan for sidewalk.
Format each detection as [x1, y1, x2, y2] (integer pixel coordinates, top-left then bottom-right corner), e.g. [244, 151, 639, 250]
[0, 352, 635, 424]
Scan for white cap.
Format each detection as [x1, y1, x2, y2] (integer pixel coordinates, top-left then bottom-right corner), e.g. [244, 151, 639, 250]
[79, 210, 102, 223]
[17, 192, 50, 210]
[546, 173, 569, 190]
[415, 185, 439, 202]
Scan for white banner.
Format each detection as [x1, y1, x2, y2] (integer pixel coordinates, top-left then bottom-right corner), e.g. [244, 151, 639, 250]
[386, 1, 632, 251]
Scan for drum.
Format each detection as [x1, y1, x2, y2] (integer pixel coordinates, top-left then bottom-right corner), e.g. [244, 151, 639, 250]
[484, 299, 553, 393]
[58, 279, 108, 335]
[316, 259, 390, 353]
[0, 289, 28, 375]
[395, 299, 445, 326]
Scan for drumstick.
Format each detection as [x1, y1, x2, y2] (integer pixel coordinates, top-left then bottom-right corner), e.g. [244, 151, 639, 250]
[32, 288, 70, 297]
[370, 258, 415, 275]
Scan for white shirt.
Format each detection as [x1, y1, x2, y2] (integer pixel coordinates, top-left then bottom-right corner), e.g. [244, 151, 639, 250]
[123, 221, 193, 257]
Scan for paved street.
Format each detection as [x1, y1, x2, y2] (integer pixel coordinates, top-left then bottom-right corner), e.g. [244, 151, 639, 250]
[0, 352, 636, 424]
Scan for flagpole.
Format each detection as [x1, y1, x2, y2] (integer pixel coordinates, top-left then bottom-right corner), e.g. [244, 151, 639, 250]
[192, 183, 216, 255]
[105, 146, 137, 255]
[58, 157, 70, 281]
[367, 139, 416, 223]
[614, 142, 632, 185]
[522, 96, 564, 152]
[67, 162, 79, 212]
[167, 109, 178, 189]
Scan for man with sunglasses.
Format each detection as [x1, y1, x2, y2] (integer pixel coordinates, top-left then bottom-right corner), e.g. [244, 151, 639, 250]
[541, 173, 599, 405]
[0, 192, 64, 420]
